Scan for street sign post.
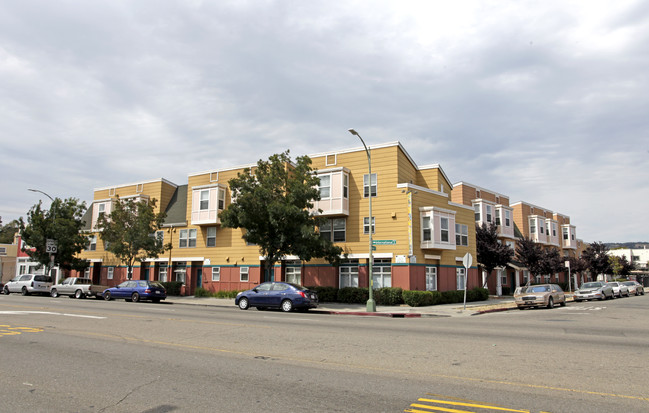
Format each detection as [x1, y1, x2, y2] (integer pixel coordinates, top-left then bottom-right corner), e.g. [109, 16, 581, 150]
[462, 252, 473, 310]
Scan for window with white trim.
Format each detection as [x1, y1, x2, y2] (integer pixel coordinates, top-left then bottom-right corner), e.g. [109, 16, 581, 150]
[285, 262, 301, 284]
[218, 188, 226, 210]
[343, 174, 348, 198]
[486, 205, 492, 223]
[321, 218, 346, 242]
[319, 175, 331, 199]
[500, 270, 507, 286]
[456, 267, 466, 290]
[529, 219, 536, 234]
[339, 261, 359, 288]
[495, 208, 501, 226]
[552, 223, 557, 237]
[539, 220, 544, 234]
[87, 235, 97, 251]
[212, 267, 220, 281]
[107, 267, 114, 280]
[240, 267, 249, 282]
[455, 223, 468, 246]
[422, 216, 431, 241]
[474, 204, 481, 221]
[363, 173, 377, 198]
[159, 265, 168, 282]
[84, 267, 91, 278]
[179, 229, 197, 248]
[200, 190, 209, 210]
[363, 217, 375, 235]
[426, 266, 437, 291]
[440, 217, 449, 243]
[206, 227, 217, 247]
[505, 210, 511, 227]
[372, 259, 391, 288]
[174, 264, 186, 284]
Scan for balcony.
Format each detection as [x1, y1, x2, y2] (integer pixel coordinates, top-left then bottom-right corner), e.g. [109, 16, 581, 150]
[420, 207, 457, 251]
[313, 168, 350, 217]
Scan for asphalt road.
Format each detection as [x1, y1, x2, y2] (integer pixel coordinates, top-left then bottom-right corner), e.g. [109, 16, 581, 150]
[1, 293, 648, 412]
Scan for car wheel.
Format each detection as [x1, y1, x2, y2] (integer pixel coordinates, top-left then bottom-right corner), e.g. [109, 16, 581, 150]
[560, 299, 566, 307]
[238, 297, 249, 310]
[281, 299, 293, 312]
[3, 287, 9, 295]
[104, 291, 112, 301]
[50, 289, 59, 298]
[547, 297, 554, 309]
[131, 292, 140, 302]
[75, 289, 84, 299]
[21, 287, 29, 296]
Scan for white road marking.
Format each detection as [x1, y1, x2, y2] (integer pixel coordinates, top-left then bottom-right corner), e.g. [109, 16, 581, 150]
[0, 311, 106, 319]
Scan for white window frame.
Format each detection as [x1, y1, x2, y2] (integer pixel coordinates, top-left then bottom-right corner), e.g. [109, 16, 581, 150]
[285, 264, 301, 285]
[333, 218, 346, 242]
[319, 174, 331, 199]
[440, 217, 449, 243]
[372, 259, 392, 289]
[179, 229, 197, 248]
[426, 266, 438, 291]
[505, 210, 511, 227]
[343, 174, 348, 199]
[422, 216, 432, 241]
[339, 264, 359, 288]
[175, 265, 186, 284]
[456, 267, 466, 290]
[87, 235, 97, 251]
[363, 173, 377, 198]
[474, 204, 481, 222]
[212, 267, 220, 281]
[107, 267, 114, 280]
[240, 267, 249, 282]
[159, 265, 168, 282]
[455, 223, 468, 246]
[486, 205, 492, 223]
[206, 227, 217, 247]
[218, 188, 226, 210]
[200, 190, 209, 210]
[84, 267, 91, 278]
[530, 219, 536, 234]
[363, 217, 375, 235]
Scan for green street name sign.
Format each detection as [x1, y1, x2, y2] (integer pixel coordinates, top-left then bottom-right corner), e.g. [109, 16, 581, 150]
[372, 239, 396, 245]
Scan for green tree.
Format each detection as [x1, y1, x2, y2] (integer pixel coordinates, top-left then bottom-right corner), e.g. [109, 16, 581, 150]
[97, 197, 168, 280]
[220, 151, 343, 282]
[515, 237, 545, 283]
[567, 255, 588, 286]
[582, 242, 612, 281]
[610, 255, 634, 280]
[0, 218, 20, 244]
[19, 198, 90, 274]
[538, 248, 563, 278]
[475, 223, 514, 288]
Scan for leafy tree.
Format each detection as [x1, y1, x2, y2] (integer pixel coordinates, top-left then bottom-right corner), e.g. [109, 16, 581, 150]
[567, 255, 588, 286]
[610, 255, 634, 279]
[220, 151, 343, 281]
[582, 242, 612, 281]
[475, 223, 514, 287]
[538, 248, 564, 278]
[97, 197, 168, 279]
[0, 218, 19, 244]
[515, 237, 545, 282]
[19, 198, 90, 273]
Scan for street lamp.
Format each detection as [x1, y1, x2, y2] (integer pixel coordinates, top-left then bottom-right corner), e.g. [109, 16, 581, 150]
[348, 128, 376, 312]
[28, 188, 57, 282]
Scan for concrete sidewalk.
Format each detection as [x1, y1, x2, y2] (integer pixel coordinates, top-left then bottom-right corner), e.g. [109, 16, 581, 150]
[164, 295, 518, 317]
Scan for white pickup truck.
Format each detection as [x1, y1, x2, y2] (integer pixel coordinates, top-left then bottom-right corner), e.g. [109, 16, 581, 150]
[50, 277, 108, 299]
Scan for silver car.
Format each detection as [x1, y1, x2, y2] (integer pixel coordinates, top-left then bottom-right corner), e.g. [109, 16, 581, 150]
[606, 282, 629, 298]
[574, 281, 614, 301]
[622, 281, 645, 296]
[3, 274, 53, 296]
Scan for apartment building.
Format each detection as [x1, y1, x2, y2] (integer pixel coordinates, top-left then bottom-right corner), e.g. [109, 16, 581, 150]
[73, 142, 479, 295]
[608, 247, 649, 285]
[451, 182, 517, 295]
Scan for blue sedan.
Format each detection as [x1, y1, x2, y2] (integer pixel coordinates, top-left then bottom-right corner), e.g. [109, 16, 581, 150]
[103, 280, 166, 303]
[235, 282, 318, 312]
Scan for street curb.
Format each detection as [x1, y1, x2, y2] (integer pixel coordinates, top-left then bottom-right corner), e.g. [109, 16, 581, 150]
[472, 306, 517, 315]
[316, 310, 424, 318]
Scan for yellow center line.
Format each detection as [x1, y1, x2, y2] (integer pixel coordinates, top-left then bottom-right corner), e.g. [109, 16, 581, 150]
[408, 403, 475, 412]
[417, 398, 529, 412]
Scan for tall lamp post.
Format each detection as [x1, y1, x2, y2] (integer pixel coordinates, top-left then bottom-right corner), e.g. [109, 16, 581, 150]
[28, 188, 58, 282]
[348, 128, 376, 312]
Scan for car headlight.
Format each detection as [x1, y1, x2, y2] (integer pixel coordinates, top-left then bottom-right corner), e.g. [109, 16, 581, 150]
[236, 292, 242, 296]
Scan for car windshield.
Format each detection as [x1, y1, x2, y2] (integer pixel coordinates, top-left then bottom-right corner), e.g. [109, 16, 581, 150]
[529, 286, 550, 293]
[149, 282, 165, 289]
[623, 281, 634, 285]
[581, 282, 602, 289]
[606, 282, 618, 286]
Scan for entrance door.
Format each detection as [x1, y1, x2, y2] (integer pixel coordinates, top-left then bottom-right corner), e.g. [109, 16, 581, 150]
[143, 268, 150, 281]
[196, 268, 202, 289]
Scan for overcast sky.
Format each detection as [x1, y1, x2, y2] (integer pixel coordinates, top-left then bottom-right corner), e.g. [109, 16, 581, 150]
[1, 1, 647, 243]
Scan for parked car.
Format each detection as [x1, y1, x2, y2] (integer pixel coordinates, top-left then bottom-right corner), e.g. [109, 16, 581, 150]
[50, 277, 109, 299]
[573, 281, 614, 301]
[0, 281, 4, 293]
[514, 284, 566, 309]
[103, 280, 166, 303]
[606, 282, 629, 298]
[235, 282, 318, 312]
[3, 274, 53, 296]
[622, 281, 645, 296]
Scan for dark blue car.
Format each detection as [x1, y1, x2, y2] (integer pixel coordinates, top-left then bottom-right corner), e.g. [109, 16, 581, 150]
[235, 282, 318, 312]
[103, 280, 166, 303]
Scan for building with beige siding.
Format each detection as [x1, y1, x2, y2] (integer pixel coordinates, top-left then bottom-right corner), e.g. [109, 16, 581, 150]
[73, 142, 479, 295]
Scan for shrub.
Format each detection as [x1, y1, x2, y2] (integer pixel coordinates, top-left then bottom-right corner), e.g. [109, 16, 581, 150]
[470, 287, 489, 301]
[440, 290, 464, 304]
[337, 287, 368, 304]
[403, 290, 440, 307]
[194, 287, 211, 297]
[307, 286, 338, 303]
[161, 281, 183, 296]
[215, 290, 242, 299]
[375, 287, 404, 306]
